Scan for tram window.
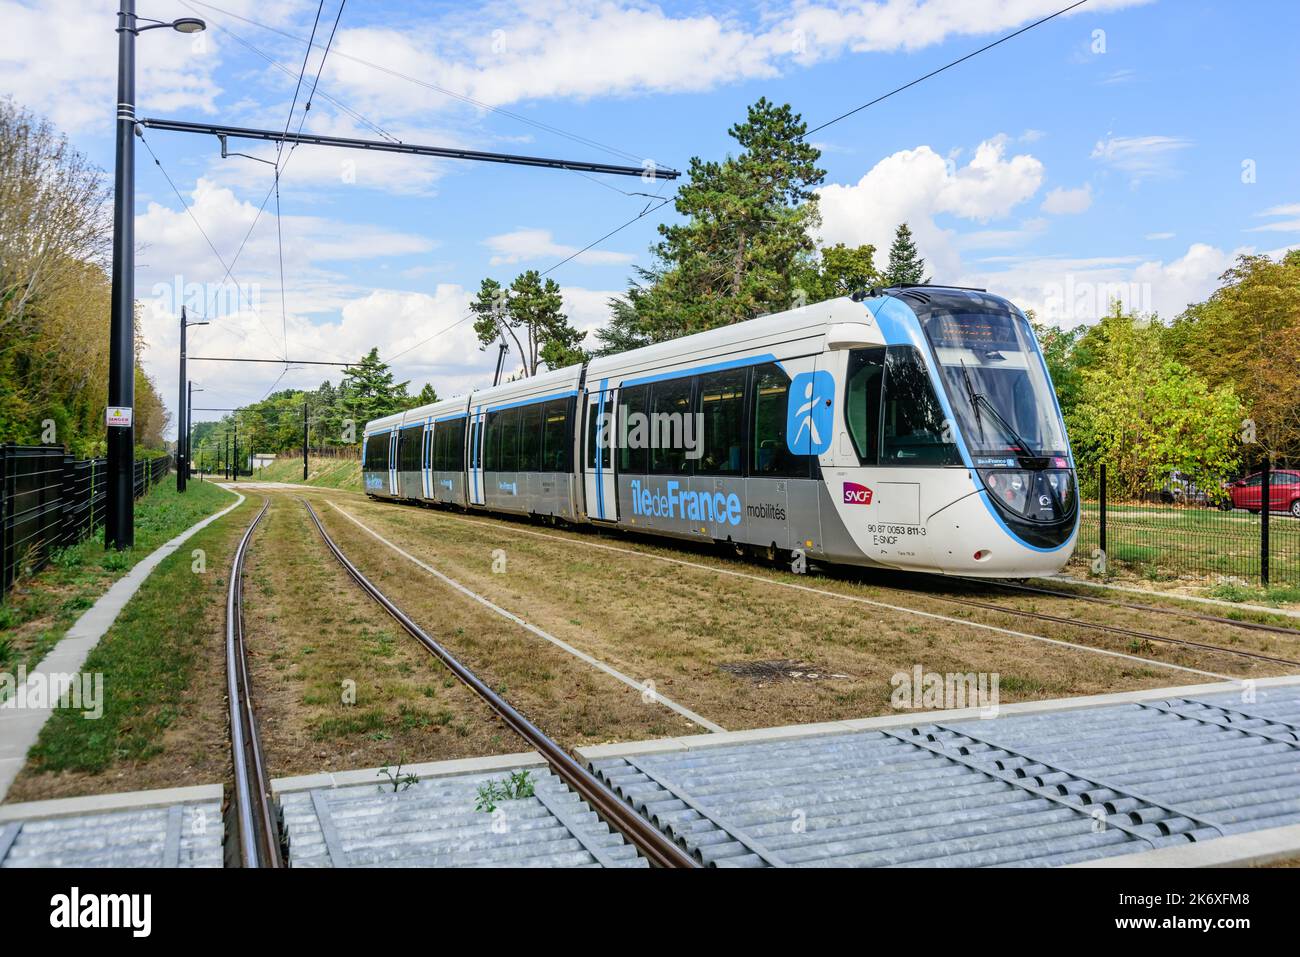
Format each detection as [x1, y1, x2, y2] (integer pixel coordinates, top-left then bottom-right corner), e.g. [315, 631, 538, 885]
[541, 399, 570, 471]
[751, 364, 810, 478]
[846, 348, 885, 465]
[363, 435, 388, 472]
[696, 369, 746, 475]
[649, 377, 693, 474]
[619, 385, 649, 473]
[519, 403, 543, 472]
[483, 412, 501, 471]
[447, 417, 467, 471]
[881, 346, 959, 465]
[399, 426, 422, 471]
[470, 420, 482, 469]
[498, 407, 521, 471]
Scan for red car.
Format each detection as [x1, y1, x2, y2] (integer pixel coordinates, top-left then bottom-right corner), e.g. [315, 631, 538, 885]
[1222, 469, 1300, 516]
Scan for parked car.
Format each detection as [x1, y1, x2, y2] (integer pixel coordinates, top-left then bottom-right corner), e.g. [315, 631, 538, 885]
[1159, 471, 1209, 506]
[1220, 469, 1300, 516]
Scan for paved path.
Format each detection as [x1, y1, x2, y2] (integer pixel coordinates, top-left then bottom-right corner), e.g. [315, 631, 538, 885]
[0, 489, 245, 801]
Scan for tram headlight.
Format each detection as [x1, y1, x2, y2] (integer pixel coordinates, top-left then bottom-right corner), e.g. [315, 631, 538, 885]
[980, 468, 1075, 523]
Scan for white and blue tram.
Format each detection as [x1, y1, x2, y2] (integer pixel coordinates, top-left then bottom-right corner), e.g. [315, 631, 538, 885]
[362, 286, 1078, 578]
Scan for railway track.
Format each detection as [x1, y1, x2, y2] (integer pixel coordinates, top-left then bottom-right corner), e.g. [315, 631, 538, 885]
[225, 498, 283, 868]
[300, 499, 697, 869]
[385, 500, 1300, 672]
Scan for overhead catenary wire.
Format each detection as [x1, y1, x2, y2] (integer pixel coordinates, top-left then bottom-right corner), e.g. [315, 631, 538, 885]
[185, 0, 654, 165]
[803, 0, 1092, 138]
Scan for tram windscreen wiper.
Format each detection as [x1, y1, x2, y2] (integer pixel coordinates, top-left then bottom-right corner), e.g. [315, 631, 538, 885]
[959, 360, 1037, 456]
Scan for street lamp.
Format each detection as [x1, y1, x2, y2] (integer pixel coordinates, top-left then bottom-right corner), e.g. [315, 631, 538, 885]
[107, 2, 206, 547]
[177, 306, 209, 492]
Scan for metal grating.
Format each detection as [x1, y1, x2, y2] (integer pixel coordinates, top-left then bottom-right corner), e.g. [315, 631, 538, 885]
[590, 684, 1300, 867]
[279, 766, 648, 868]
[0, 801, 223, 868]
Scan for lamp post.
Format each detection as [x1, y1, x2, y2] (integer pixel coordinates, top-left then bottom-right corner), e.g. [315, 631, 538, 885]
[106, 3, 205, 546]
[176, 307, 209, 492]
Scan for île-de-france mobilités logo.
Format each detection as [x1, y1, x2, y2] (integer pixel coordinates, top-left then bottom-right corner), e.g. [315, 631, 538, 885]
[786, 370, 834, 456]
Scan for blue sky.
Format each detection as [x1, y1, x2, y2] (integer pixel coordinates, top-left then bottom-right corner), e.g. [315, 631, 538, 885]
[3, 0, 1297, 437]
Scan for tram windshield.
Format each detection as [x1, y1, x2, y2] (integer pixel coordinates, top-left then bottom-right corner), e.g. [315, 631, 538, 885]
[921, 311, 1068, 463]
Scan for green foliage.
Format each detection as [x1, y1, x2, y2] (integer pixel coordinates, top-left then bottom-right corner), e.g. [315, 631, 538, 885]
[1166, 250, 1300, 460]
[598, 98, 825, 350]
[377, 761, 420, 793]
[474, 769, 536, 813]
[342, 347, 411, 425]
[884, 222, 928, 286]
[795, 242, 882, 302]
[1066, 305, 1243, 499]
[472, 271, 585, 376]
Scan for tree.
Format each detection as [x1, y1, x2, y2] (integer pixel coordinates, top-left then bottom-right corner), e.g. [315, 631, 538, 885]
[341, 348, 410, 426]
[1166, 251, 1300, 462]
[1067, 305, 1242, 500]
[414, 383, 439, 407]
[471, 270, 585, 376]
[795, 243, 881, 302]
[602, 98, 825, 348]
[884, 223, 928, 286]
[1028, 311, 1085, 421]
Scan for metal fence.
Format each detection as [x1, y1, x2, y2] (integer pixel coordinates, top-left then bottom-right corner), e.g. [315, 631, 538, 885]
[1, 445, 172, 599]
[1072, 461, 1298, 589]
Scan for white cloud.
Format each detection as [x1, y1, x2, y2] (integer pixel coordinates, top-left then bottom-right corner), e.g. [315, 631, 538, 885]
[1144, 231, 1175, 240]
[816, 135, 1044, 277]
[1090, 134, 1192, 181]
[484, 228, 633, 267]
[963, 242, 1246, 327]
[1041, 184, 1092, 215]
[1247, 203, 1300, 233]
[0, 0, 302, 133]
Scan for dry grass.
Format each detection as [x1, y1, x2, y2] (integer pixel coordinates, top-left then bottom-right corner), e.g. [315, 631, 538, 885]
[239, 497, 512, 774]
[303, 493, 1294, 736]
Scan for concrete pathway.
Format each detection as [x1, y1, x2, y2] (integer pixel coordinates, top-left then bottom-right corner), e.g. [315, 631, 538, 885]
[0, 489, 245, 801]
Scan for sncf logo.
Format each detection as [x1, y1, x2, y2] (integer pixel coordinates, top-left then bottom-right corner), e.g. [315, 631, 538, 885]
[844, 482, 873, 505]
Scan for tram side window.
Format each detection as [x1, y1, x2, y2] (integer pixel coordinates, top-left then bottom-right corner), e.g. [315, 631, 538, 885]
[846, 348, 885, 465]
[696, 368, 746, 475]
[751, 364, 811, 478]
[519, 403, 543, 472]
[399, 426, 422, 471]
[541, 399, 571, 472]
[498, 407, 521, 471]
[649, 377, 693, 475]
[445, 417, 467, 471]
[881, 346, 959, 465]
[585, 393, 613, 470]
[619, 385, 649, 473]
[363, 435, 388, 472]
[483, 412, 501, 471]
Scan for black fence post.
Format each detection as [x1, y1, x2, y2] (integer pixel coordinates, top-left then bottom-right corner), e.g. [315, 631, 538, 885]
[1098, 463, 1108, 559]
[1261, 459, 1271, 588]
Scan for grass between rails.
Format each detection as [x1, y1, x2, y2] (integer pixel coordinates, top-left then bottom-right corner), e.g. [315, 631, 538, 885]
[5, 494, 256, 802]
[315, 495, 1275, 734]
[238, 497, 510, 775]
[0, 480, 236, 683]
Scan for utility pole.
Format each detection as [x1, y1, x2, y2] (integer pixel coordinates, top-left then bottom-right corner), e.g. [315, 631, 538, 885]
[493, 340, 509, 387]
[232, 421, 238, 483]
[303, 397, 309, 482]
[177, 306, 186, 492]
[106, 3, 206, 547]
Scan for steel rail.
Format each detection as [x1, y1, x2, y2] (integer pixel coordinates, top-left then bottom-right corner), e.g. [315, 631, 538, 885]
[225, 498, 283, 868]
[954, 576, 1300, 638]
[300, 499, 697, 869]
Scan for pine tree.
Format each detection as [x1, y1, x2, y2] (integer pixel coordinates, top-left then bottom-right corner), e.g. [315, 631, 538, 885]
[884, 223, 928, 286]
[341, 348, 410, 425]
[471, 271, 586, 375]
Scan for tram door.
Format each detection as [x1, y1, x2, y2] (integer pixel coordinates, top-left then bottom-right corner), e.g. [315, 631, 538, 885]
[467, 410, 485, 506]
[582, 385, 617, 521]
[387, 430, 399, 496]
